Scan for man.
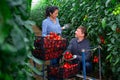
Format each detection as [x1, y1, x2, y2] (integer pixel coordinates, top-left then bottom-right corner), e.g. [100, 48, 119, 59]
[66, 26, 92, 73]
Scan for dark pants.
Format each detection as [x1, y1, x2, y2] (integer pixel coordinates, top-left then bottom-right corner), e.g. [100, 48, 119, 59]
[74, 62, 92, 80]
[50, 58, 59, 65]
[72, 59, 92, 74]
[86, 62, 92, 73]
[48, 58, 60, 80]
[78, 62, 92, 74]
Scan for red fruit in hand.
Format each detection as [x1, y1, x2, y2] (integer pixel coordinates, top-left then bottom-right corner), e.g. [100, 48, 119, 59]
[64, 51, 73, 60]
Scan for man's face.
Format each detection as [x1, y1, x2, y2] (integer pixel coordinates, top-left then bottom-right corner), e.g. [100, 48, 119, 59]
[75, 28, 84, 38]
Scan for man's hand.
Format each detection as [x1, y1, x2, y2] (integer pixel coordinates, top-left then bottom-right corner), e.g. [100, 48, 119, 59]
[73, 55, 77, 59]
[64, 55, 77, 61]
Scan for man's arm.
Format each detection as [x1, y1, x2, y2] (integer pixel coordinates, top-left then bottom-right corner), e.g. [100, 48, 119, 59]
[63, 38, 74, 55]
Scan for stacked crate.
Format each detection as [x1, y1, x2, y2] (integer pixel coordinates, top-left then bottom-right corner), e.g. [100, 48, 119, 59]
[32, 32, 67, 60]
[47, 62, 79, 79]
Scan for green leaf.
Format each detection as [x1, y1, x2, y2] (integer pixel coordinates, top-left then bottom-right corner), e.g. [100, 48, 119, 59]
[106, 32, 112, 35]
[23, 69, 34, 77]
[24, 20, 35, 33]
[107, 46, 112, 51]
[116, 15, 120, 24]
[112, 51, 118, 55]
[0, 25, 12, 44]
[117, 67, 120, 72]
[0, 0, 12, 21]
[27, 53, 44, 65]
[105, 0, 111, 7]
[1, 43, 17, 53]
[111, 24, 117, 31]
[25, 63, 43, 76]
[112, 67, 116, 72]
[113, 58, 119, 66]
[8, 0, 22, 6]
[110, 56, 113, 63]
[106, 53, 111, 60]
[0, 1, 12, 44]
[14, 15, 24, 26]
[111, 38, 115, 44]
[11, 25, 25, 50]
[101, 17, 106, 29]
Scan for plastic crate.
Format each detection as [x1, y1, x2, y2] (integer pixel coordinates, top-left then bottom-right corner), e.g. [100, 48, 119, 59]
[34, 36, 67, 50]
[47, 62, 79, 79]
[32, 36, 67, 60]
[32, 49, 63, 60]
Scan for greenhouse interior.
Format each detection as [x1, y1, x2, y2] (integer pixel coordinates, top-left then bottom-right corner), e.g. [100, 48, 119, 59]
[0, 0, 120, 80]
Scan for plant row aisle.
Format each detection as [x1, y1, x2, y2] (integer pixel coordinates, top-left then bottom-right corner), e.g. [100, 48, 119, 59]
[0, 0, 35, 80]
[0, 0, 120, 80]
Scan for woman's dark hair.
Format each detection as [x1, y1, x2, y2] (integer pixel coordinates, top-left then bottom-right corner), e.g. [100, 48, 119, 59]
[45, 6, 58, 17]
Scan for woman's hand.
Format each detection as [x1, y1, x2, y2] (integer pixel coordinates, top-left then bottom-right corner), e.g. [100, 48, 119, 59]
[62, 24, 70, 30]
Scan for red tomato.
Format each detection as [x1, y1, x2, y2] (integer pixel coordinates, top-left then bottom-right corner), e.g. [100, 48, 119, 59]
[64, 51, 73, 60]
[63, 63, 71, 69]
[93, 56, 99, 63]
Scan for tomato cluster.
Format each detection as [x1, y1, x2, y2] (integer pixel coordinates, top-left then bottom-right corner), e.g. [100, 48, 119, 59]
[33, 32, 67, 60]
[116, 27, 120, 33]
[62, 62, 78, 69]
[99, 35, 105, 44]
[33, 49, 62, 60]
[44, 32, 66, 48]
[45, 32, 62, 40]
[47, 65, 59, 77]
[93, 56, 99, 63]
[64, 51, 73, 60]
[60, 62, 78, 78]
[34, 32, 67, 49]
[47, 62, 79, 79]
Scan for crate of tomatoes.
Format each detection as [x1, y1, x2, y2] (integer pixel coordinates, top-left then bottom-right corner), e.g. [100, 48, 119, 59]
[32, 32, 68, 60]
[47, 62, 79, 79]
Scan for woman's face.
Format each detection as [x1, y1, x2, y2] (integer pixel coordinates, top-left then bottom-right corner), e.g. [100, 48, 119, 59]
[75, 28, 84, 38]
[50, 9, 58, 19]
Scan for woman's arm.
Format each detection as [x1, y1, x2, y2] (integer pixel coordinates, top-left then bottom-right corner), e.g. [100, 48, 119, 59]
[42, 20, 47, 36]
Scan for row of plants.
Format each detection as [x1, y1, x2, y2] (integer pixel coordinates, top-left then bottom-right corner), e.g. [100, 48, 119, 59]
[30, 0, 120, 79]
[0, 0, 36, 80]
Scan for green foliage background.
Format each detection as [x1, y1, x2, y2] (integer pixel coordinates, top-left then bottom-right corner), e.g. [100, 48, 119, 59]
[0, 0, 35, 80]
[0, 0, 120, 80]
[30, 0, 120, 80]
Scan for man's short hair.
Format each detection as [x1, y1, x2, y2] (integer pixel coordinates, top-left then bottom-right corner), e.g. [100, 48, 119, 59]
[77, 26, 87, 37]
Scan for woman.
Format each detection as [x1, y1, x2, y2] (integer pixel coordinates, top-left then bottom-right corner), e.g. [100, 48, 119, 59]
[42, 6, 62, 66]
[42, 6, 64, 80]
[42, 6, 62, 37]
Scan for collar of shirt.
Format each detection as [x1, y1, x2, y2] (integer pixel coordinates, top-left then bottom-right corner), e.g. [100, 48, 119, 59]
[76, 38, 85, 43]
[47, 17, 57, 24]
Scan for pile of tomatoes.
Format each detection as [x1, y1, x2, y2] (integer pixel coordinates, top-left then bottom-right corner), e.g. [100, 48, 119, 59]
[33, 32, 67, 60]
[64, 51, 73, 60]
[48, 62, 79, 78]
